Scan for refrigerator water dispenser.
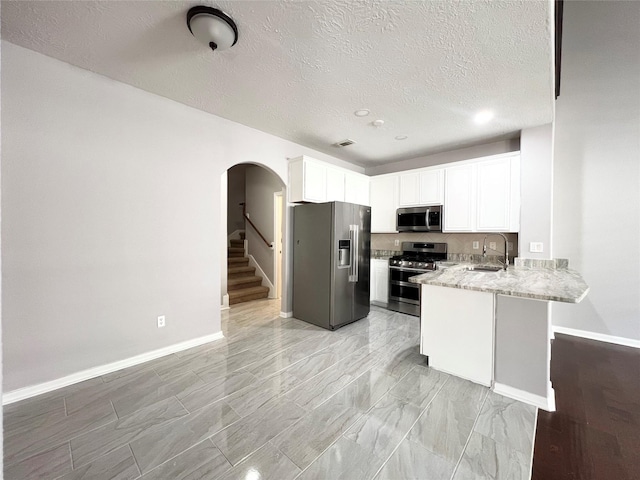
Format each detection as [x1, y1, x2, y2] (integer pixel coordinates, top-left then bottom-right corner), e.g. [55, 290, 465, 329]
[338, 240, 351, 268]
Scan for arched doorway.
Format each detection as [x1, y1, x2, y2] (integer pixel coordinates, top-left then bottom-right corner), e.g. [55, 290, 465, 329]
[221, 163, 287, 315]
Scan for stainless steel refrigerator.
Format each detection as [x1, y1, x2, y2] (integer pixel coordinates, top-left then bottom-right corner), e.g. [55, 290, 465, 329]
[293, 201, 371, 330]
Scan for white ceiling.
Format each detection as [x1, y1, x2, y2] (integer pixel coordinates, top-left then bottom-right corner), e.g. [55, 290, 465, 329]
[1, 0, 554, 167]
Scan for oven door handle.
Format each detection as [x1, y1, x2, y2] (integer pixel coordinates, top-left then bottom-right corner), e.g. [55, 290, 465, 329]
[389, 266, 432, 273]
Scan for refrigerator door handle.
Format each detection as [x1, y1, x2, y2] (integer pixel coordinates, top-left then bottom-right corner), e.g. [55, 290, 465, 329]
[348, 225, 357, 282]
[354, 225, 359, 282]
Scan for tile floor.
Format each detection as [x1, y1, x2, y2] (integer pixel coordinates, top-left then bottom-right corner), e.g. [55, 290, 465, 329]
[3, 299, 537, 479]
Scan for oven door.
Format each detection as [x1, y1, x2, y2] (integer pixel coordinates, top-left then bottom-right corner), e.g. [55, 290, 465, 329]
[389, 266, 423, 305]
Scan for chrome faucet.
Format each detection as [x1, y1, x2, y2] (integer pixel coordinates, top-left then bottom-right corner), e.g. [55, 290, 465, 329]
[482, 233, 509, 270]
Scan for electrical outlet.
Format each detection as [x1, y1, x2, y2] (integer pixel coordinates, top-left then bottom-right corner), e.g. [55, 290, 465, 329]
[394, 239, 400, 246]
[489, 242, 497, 250]
[157, 315, 166, 328]
[529, 242, 544, 253]
[472, 241, 479, 250]
[507, 242, 513, 251]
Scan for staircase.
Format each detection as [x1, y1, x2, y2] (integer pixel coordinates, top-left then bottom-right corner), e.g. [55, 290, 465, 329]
[227, 234, 270, 305]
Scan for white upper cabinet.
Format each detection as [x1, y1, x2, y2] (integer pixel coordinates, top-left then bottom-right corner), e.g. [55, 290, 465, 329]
[476, 157, 511, 231]
[419, 169, 445, 205]
[288, 156, 326, 203]
[325, 167, 346, 202]
[444, 164, 476, 231]
[398, 168, 444, 206]
[444, 153, 520, 232]
[398, 173, 420, 206]
[288, 156, 369, 205]
[370, 175, 398, 233]
[344, 171, 370, 206]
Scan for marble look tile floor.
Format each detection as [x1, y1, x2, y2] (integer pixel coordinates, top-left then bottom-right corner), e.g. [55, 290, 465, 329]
[3, 299, 537, 479]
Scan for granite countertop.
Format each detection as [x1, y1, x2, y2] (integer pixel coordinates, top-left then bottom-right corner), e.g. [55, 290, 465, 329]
[409, 263, 589, 303]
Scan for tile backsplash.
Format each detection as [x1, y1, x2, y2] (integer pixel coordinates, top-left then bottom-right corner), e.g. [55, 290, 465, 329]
[372, 232, 519, 258]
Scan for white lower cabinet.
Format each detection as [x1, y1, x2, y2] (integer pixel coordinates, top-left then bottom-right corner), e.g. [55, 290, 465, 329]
[420, 285, 494, 386]
[370, 259, 389, 305]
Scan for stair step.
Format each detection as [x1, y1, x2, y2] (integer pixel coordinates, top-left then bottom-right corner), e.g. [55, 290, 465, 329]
[228, 257, 249, 266]
[228, 266, 256, 278]
[229, 286, 269, 305]
[228, 276, 263, 290]
[229, 239, 244, 247]
[228, 251, 245, 258]
[228, 247, 244, 253]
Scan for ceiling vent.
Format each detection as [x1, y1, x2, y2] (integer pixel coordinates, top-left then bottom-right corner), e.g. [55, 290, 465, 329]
[333, 139, 356, 148]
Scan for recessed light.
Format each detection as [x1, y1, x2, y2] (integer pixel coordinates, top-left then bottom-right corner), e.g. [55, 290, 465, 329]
[371, 119, 385, 127]
[474, 110, 494, 124]
[354, 109, 370, 117]
[395, 135, 408, 141]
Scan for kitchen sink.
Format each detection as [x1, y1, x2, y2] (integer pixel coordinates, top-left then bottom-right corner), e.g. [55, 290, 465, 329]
[465, 265, 503, 272]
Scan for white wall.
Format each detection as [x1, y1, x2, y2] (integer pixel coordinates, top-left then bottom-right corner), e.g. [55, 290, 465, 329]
[365, 138, 520, 176]
[245, 165, 283, 283]
[552, 1, 640, 342]
[227, 164, 247, 234]
[1, 42, 348, 392]
[519, 123, 554, 259]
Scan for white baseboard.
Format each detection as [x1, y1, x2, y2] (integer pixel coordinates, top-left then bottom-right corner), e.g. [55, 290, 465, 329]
[221, 293, 230, 311]
[3, 332, 225, 405]
[493, 382, 555, 411]
[280, 311, 293, 318]
[248, 254, 276, 298]
[553, 326, 640, 349]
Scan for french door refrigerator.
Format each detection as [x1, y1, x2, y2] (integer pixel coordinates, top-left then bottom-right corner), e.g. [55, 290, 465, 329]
[293, 201, 371, 330]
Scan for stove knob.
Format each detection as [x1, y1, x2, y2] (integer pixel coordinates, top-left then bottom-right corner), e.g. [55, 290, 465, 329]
[407, 262, 413, 267]
[419, 263, 425, 267]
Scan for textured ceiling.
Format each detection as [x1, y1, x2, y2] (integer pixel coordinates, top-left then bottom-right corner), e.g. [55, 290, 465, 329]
[1, 0, 554, 166]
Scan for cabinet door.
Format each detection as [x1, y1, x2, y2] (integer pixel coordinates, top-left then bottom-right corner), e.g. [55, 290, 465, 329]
[476, 158, 511, 231]
[345, 173, 370, 206]
[303, 160, 327, 202]
[371, 259, 389, 304]
[398, 173, 420, 206]
[419, 169, 444, 205]
[325, 167, 345, 202]
[370, 176, 398, 233]
[444, 164, 475, 231]
[421, 285, 494, 386]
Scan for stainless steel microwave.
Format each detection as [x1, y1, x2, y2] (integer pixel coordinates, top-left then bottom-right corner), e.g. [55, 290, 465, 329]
[396, 206, 443, 232]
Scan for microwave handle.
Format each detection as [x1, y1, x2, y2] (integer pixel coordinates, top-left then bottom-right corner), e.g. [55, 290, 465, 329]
[425, 208, 431, 231]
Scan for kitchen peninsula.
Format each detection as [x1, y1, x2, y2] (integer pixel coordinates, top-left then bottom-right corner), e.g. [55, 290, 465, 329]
[410, 261, 589, 410]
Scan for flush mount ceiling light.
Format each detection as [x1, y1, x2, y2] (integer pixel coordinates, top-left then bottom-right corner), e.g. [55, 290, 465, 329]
[474, 110, 494, 125]
[395, 135, 408, 141]
[371, 119, 385, 127]
[354, 109, 370, 117]
[187, 6, 238, 52]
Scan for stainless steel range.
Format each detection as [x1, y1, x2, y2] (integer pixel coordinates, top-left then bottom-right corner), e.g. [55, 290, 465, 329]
[388, 242, 448, 316]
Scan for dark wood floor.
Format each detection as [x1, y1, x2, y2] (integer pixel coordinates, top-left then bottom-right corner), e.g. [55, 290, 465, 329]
[532, 333, 640, 480]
